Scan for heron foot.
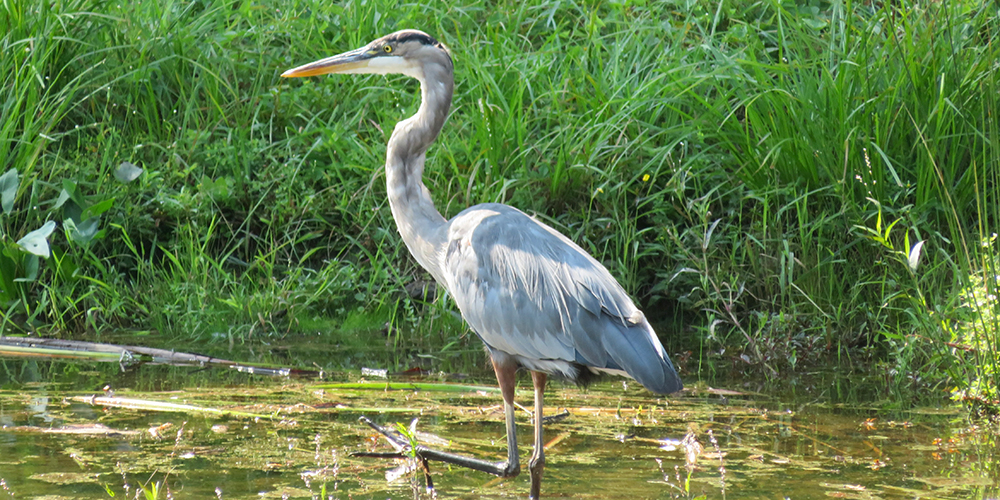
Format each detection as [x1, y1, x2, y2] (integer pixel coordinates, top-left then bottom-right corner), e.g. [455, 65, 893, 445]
[351, 416, 521, 479]
[528, 453, 544, 500]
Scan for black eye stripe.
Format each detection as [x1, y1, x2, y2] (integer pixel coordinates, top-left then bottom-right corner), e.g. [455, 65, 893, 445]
[384, 30, 440, 48]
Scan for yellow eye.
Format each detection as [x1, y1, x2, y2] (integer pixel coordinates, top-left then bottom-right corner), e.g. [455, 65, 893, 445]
[383, 45, 393, 53]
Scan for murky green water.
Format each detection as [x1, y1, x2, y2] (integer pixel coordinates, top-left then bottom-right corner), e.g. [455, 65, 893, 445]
[0, 346, 997, 499]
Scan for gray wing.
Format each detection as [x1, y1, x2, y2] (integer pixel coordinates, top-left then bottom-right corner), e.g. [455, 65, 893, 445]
[439, 203, 681, 394]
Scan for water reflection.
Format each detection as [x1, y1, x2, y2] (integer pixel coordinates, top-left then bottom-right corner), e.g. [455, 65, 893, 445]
[0, 357, 996, 499]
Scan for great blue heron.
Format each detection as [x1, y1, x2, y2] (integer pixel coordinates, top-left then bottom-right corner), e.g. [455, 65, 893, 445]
[282, 29, 682, 499]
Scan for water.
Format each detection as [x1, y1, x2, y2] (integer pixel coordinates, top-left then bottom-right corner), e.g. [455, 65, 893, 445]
[0, 351, 997, 499]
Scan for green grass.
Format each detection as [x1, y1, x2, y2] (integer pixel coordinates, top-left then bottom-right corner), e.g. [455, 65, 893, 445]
[2, 0, 998, 406]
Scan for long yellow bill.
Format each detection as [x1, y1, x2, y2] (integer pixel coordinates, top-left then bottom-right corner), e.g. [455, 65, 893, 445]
[281, 47, 375, 78]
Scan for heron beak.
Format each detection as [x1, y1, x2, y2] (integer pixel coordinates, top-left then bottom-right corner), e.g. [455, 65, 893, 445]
[281, 46, 377, 78]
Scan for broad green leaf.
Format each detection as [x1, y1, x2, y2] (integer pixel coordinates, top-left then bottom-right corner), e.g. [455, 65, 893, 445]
[16, 221, 57, 258]
[802, 18, 828, 30]
[52, 189, 71, 209]
[83, 198, 114, 219]
[61, 179, 83, 204]
[65, 218, 100, 245]
[15, 255, 39, 282]
[199, 176, 231, 201]
[62, 199, 83, 224]
[0, 254, 16, 302]
[0, 169, 19, 213]
[58, 180, 85, 222]
[114, 161, 143, 183]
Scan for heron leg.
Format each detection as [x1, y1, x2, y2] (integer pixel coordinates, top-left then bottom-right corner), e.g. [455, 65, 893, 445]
[528, 371, 547, 500]
[492, 355, 522, 477]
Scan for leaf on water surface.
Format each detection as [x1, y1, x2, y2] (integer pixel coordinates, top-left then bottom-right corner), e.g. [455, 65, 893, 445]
[5, 423, 140, 436]
[319, 381, 500, 393]
[49, 423, 141, 436]
[910, 475, 994, 488]
[71, 396, 266, 418]
[331, 406, 428, 414]
[114, 161, 143, 183]
[817, 483, 882, 500]
[907, 407, 963, 416]
[16, 220, 57, 258]
[28, 472, 99, 485]
[695, 386, 754, 397]
[878, 483, 968, 496]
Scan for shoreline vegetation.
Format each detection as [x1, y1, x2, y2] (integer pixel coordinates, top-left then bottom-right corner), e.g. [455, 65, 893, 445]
[2, 0, 997, 410]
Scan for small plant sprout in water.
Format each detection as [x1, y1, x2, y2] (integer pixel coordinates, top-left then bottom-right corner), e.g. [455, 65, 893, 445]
[655, 458, 708, 500]
[681, 424, 703, 470]
[301, 434, 341, 495]
[169, 421, 187, 458]
[375, 419, 436, 498]
[137, 479, 166, 500]
[111, 460, 176, 500]
[1, 478, 14, 498]
[707, 429, 726, 498]
[655, 423, 722, 499]
[394, 419, 423, 460]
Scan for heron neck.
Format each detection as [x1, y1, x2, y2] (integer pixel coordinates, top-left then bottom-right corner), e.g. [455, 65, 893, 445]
[385, 68, 454, 282]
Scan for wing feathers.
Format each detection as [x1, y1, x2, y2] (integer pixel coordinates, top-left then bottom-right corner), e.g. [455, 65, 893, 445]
[441, 204, 681, 394]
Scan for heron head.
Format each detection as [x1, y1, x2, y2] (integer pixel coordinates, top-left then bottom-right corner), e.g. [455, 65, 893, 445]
[281, 30, 451, 80]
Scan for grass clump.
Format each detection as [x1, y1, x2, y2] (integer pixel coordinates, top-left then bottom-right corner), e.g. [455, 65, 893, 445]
[1, 0, 999, 405]
[951, 234, 1000, 413]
